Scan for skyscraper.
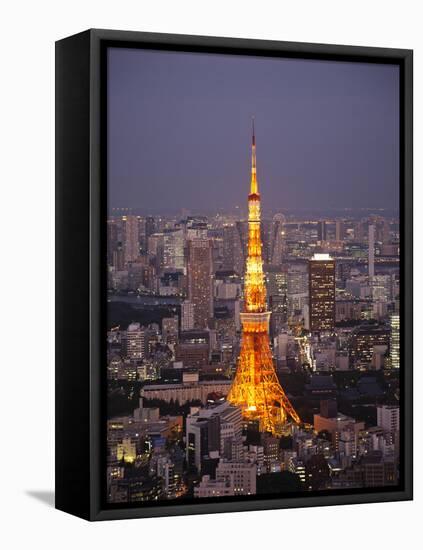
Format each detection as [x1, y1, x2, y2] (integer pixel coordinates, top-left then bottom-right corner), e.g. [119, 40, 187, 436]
[145, 216, 156, 240]
[368, 224, 375, 279]
[377, 404, 400, 432]
[228, 122, 300, 433]
[163, 228, 185, 272]
[187, 239, 213, 329]
[309, 253, 335, 332]
[107, 219, 119, 266]
[124, 322, 145, 361]
[389, 313, 400, 369]
[181, 300, 195, 331]
[123, 215, 140, 265]
[265, 265, 288, 335]
[317, 220, 327, 242]
[223, 224, 245, 275]
[269, 213, 286, 265]
[287, 263, 309, 318]
[335, 220, 344, 241]
[162, 316, 179, 345]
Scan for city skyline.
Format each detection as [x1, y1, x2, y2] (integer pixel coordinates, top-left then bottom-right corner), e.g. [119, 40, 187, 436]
[106, 47, 401, 505]
[107, 48, 399, 213]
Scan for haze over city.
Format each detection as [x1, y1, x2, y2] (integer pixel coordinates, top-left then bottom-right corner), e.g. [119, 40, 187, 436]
[107, 48, 399, 214]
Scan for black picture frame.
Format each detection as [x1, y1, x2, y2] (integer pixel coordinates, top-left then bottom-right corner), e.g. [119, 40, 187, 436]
[55, 28, 413, 521]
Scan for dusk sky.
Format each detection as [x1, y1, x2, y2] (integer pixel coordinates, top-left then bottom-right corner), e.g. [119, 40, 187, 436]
[107, 47, 399, 214]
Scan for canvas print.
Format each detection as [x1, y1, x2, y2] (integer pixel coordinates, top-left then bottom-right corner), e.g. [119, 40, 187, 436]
[106, 47, 400, 505]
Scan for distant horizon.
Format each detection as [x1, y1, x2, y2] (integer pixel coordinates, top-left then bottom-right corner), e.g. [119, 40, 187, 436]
[107, 205, 400, 220]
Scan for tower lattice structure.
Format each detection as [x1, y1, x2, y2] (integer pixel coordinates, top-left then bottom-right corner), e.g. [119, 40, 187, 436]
[227, 122, 300, 434]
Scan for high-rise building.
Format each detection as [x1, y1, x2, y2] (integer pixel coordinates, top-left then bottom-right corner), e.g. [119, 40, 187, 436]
[107, 219, 119, 266]
[377, 405, 400, 432]
[186, 401, 242, 472]
[127, 259, 147, 291]
[370, 215, 391, 245]
[309, 254, 335, 332]
[265, 265, 288, 336]
[187, 239, 213, 329]
[162, 316, 179, 345]
[147, 233, 164, 271]
[269, 213, 286, 265]
[228, 122, 300, 434]
[222, 224, 245, 275]
[108, 217, 125, 271]
[186, 216, 209, 240]
[368, 224, 375, 279]
[266, 266, 287, 302]
[145, 216, 156, 240]
[181, 300, 195, 331]
[389, 313, 400, 369]
[124, 322, 145, 361]
[317, 220, 327, 242]
[287, 263, 309, 317]
[351, 325, 390, 365]
[175, 330, 210, 368]
[163, 228, 185, 272]
[123, 215, 140, 265]
[335, 220, 344, 241]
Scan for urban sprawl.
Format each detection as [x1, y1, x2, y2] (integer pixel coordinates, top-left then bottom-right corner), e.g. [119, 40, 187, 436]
[107, 149, 400, 504]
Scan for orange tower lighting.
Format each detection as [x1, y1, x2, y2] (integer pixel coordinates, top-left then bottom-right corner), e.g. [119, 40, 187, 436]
[227, 120, 300, 434]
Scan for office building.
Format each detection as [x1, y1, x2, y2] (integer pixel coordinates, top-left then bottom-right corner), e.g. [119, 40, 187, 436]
[389, 313, 400, 369]
[124, 322, 145, 361]
[181, 301, 195, 331]
[309, 254, 336, 332]
[123, 215, 140, 265]
[377, 405, 400, 432]
[163, 228, 185, 272]
[187, 239, 213, 329]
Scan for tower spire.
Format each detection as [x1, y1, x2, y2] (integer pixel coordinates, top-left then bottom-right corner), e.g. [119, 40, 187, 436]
[250, 117, 258, 195]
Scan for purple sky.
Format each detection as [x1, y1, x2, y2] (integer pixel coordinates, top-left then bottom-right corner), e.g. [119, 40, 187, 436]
[107, 47, 399, 214]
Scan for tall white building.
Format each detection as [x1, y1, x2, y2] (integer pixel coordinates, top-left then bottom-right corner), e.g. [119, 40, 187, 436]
[125, 322, 145, 360]
[389, 313, 400, 369]
[377, 405, 400, 432]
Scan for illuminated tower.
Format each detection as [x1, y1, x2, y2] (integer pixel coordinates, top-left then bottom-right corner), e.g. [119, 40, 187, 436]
[228, 121, 300, 433]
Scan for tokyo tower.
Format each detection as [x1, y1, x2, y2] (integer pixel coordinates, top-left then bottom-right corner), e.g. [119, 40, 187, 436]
[227, 121, 300, 434]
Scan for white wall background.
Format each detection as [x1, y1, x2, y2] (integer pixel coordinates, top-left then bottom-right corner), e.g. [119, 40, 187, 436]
[0, 1, 420, 547]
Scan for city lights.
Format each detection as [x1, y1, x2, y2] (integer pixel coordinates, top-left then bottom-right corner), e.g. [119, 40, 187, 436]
[106, 126, 401, 504]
